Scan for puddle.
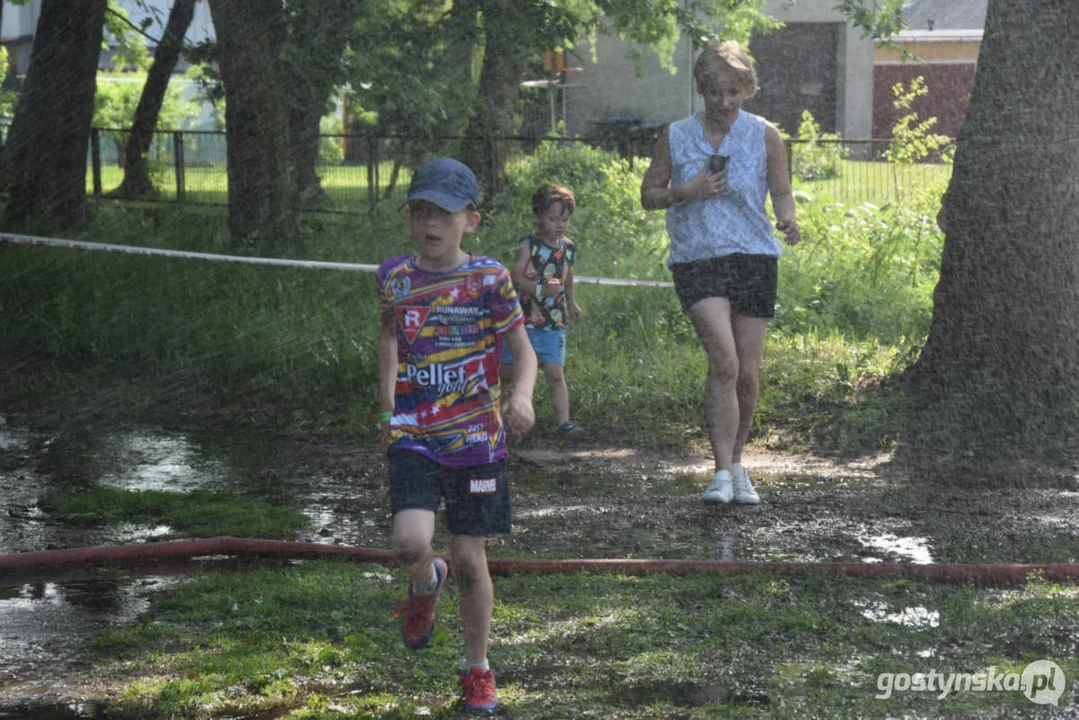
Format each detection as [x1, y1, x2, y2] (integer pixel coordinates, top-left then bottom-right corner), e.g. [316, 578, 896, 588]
[0, 575, 181, 704]
[858, 532, 934, 564]
[0, 703, 106, 719]
[97, 432, 228, 494]
[855, 599, 941, 628]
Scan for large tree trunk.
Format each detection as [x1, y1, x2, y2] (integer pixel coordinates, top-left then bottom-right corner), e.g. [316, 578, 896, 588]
[207, 0, 299, 246]
[283, 0, 362, 206]
[112, 0, 197, 200]
[0, 0, 106, 231]
[910, 0, 1079, 440]
[460, 0, 533, 199]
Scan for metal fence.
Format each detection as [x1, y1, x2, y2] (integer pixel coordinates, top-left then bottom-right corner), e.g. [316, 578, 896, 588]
[85, 128, 952, 214]
[625, 127, 953, 208]
[785, 138, 952, 207]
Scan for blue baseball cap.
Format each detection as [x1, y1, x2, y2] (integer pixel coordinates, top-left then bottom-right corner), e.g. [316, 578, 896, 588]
[406, 157, 480, 212]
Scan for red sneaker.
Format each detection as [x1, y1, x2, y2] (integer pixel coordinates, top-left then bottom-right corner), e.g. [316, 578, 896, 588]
[459, 666, 498, 714]
[395, 557, 447, 650]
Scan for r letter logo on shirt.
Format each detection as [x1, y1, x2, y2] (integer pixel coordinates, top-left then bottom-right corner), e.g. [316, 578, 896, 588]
[394, 306, 430, 344]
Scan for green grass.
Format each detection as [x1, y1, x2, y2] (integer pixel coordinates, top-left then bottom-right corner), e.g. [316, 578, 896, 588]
[88, 155, 947, 216]
[3, 141, 950, 452]
[37, 487, 309, 539]
[796, 159, 952, 208]
[88, 561, 1078, 718]
[91, 161, 411, 212]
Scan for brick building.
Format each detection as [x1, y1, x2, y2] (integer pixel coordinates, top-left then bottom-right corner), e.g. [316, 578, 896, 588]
[873, 0, 987, 139]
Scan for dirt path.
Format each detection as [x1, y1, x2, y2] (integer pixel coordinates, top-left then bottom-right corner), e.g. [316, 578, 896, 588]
[267, 436, 1079, 568]
[1, 420, 1078, 714]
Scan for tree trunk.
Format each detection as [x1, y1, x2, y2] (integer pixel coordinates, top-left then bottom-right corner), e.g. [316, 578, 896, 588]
[0, 0, 106, 232]
[207, 0, 299, 246]
[460, 0, 533, 200]
[283, 0, 362, 206]
[113, 0, 197, 200]
[910, 0, 1079, 440]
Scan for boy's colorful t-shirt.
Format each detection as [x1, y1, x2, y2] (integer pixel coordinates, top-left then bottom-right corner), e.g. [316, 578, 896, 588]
[518, 232, 577, 331]
[377, 253, 523, 467]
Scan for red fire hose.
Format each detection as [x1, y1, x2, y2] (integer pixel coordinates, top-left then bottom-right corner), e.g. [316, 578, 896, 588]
[1, 537, 1077, 586]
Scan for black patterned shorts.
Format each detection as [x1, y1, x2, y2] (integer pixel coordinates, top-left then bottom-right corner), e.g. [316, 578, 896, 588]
[670, 253, 778, 318]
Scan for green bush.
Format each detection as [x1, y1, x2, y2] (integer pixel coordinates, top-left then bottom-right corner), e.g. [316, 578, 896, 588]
[481, 141, 669, 279]
[776, 182, 945, 348]
[791, 110, 850, 181]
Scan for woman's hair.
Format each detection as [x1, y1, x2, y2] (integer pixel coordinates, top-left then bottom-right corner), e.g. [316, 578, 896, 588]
[693, 41, 758, 98]
[531, 184, 576, 216]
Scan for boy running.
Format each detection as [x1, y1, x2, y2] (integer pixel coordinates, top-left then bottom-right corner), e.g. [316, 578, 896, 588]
[377, 157, 538, 714]
[501, 184, 583, 435]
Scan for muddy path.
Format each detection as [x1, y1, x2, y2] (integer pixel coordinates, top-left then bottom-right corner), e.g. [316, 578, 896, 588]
[1, 416, 1078, 713]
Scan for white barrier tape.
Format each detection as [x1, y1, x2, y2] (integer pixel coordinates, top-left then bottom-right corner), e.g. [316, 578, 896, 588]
[0, 232, 674, 289]
[0, 232, 381, 273]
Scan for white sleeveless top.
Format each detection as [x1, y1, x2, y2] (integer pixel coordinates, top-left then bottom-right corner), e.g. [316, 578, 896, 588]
[665, 111, 781, 266]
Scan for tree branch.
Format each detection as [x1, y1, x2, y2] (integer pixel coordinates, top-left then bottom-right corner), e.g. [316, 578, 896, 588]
[106, 6, 161, 46]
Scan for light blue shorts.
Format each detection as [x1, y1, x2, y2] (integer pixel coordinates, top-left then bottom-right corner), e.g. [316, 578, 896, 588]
[502, 327, 566, 367]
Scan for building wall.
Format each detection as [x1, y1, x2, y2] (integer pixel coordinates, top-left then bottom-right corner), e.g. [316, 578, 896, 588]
[743, 22, 838, 135]
[560, 0, 874, 138]
[0, 0, 41, 76]
[873, 34, 981, 139]
[873, 63, 976, 140]
[560, 32, 696, 138]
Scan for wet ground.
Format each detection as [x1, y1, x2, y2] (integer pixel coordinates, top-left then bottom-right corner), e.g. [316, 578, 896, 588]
[1, 415, 1078, 715]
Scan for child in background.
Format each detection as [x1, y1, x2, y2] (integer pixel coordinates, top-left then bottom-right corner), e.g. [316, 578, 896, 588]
[377, 157, 538, 714]
[501, 184, 583, 435]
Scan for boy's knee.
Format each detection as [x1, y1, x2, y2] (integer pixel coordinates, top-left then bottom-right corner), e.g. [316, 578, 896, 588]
[543, 364, 565, 385]
[451, 557, 489, 587]
[450, 550, 488, 587]
[392, 535, 430, 566]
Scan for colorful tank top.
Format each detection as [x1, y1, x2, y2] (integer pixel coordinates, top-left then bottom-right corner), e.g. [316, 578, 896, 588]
[665, 110, 781, 266]
[517, 232, 577, 331]
[377, 253, 523, 466]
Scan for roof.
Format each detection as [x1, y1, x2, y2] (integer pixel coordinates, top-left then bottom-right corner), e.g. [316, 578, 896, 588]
[903, 0, 987, 31]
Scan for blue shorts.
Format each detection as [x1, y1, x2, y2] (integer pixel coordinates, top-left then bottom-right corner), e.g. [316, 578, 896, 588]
[388, 449, 511, 535]
[502, 327, 566, 367]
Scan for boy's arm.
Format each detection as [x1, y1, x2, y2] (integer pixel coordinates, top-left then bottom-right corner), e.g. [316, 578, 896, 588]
[564, 265, 582, 321]
[510, 242, 538, 298]
[564, 241, 581, 320]
[377, 311, 398, 455]
[565, 266, 582, 319]
[501, 323, 536, 435]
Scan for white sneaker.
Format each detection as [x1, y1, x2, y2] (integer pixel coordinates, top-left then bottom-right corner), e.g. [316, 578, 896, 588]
[703, 470, 733, 504]
[732, 463, 760, 504]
